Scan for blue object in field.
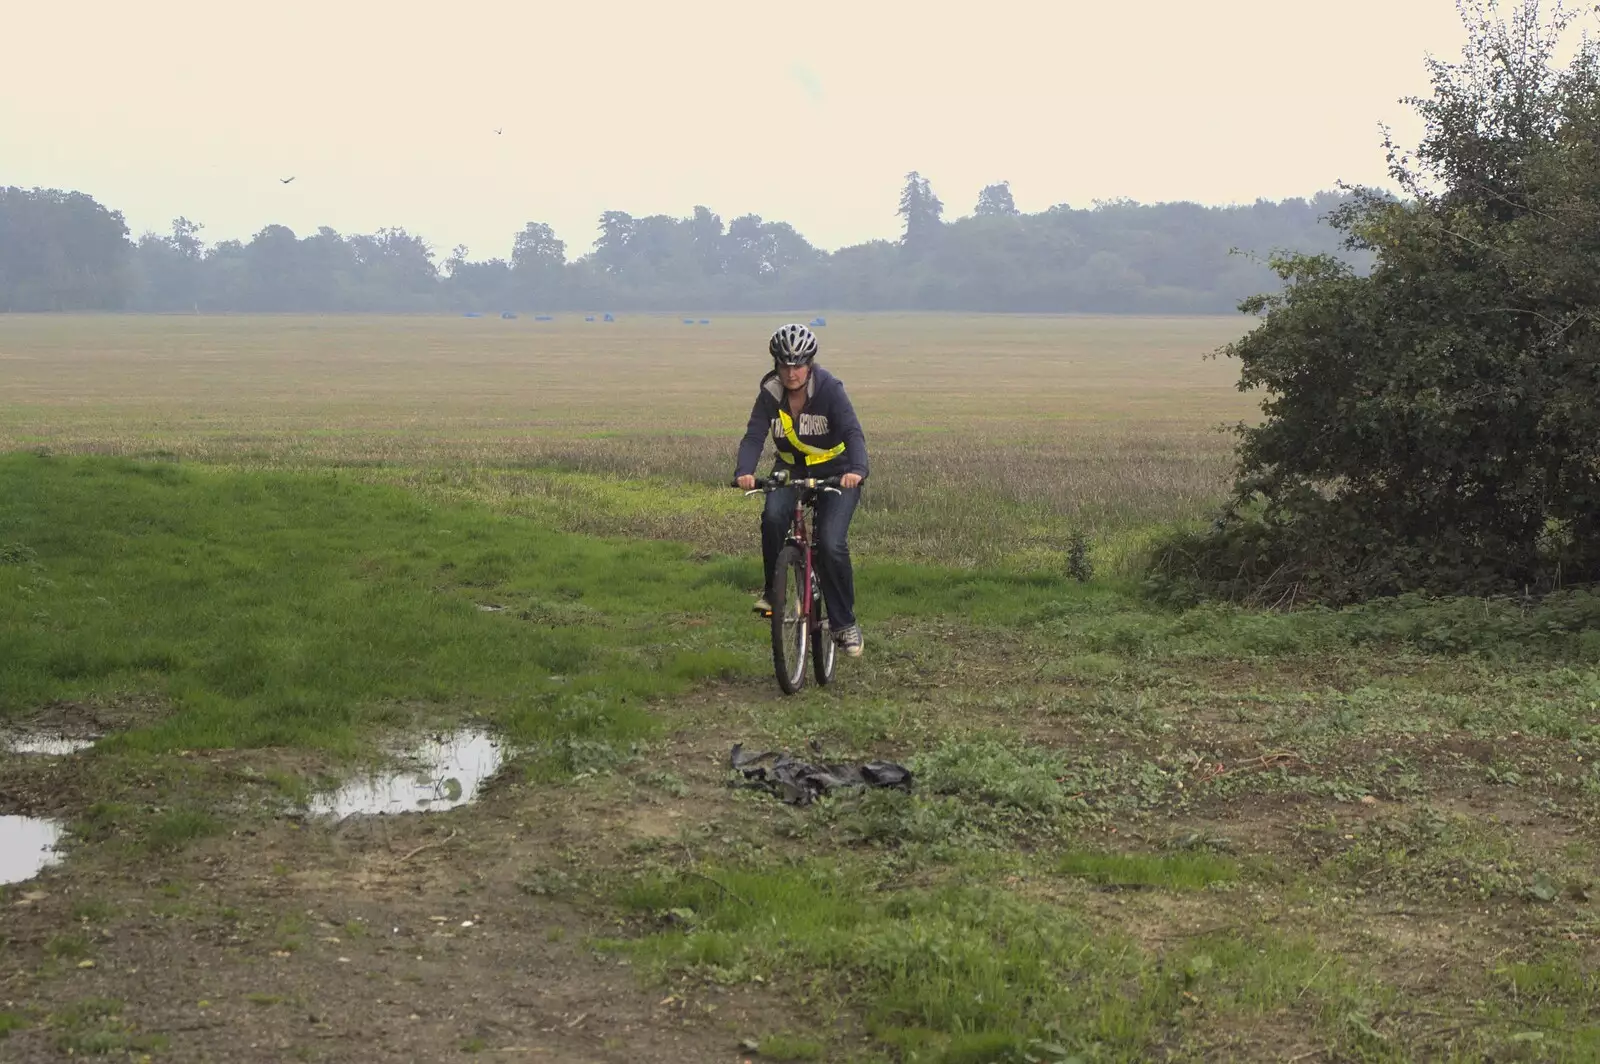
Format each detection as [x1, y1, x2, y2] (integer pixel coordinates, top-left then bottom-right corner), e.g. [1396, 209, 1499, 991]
[585, 315, 595, 322]
[500, 311, 517, 319]
[809, 316, 827, 327]
[534, 315, 554, 321]
[463, 312, 482, 318]
[682, 318, 695, 324]
[699, 319, 710, 325]
[603, 312, 615, 322]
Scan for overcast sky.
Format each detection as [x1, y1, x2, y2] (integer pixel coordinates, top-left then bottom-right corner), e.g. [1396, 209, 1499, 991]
[2, 0, 1480, 259]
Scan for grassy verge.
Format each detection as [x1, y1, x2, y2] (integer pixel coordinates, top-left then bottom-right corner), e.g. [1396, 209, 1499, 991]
[0, 453, 759, 759]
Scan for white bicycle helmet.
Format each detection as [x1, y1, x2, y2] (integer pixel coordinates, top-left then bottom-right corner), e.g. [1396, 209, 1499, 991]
[769, 323, 819, 366]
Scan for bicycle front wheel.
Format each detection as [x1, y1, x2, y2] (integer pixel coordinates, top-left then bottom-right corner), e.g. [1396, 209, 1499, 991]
[771, 544, 809, 694]
[811, 575, 836, 686]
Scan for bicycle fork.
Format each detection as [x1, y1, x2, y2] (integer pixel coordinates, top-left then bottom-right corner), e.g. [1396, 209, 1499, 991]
[802, 542, 817, 633]
[791, 504, 818, 633]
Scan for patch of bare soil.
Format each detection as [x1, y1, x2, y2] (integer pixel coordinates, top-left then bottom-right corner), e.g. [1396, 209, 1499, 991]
[0, 754, 824, 1063]
[6, 661, 1599, 1063]
[0, 754, 96, 821]
[4, 697, 166, 742]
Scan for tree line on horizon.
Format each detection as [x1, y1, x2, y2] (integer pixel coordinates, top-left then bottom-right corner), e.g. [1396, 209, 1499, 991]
[0, 175, 1363, 315]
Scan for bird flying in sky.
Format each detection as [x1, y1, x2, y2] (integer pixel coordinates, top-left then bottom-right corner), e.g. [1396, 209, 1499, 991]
[494, 128, 503, 135]
[280, 176, 296, 184]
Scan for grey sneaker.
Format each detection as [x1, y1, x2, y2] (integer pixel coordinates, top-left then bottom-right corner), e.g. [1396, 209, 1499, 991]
[834, 623, 863, 657]
[753, 595, 773, 616]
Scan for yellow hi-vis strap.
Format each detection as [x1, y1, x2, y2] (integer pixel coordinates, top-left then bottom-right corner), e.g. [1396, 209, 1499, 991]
[777, 409, 847, 466]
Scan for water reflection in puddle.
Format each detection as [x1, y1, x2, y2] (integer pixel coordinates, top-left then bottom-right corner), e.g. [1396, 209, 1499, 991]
[309, 730, 506, 819]
[0, 816, 64, 885]
[7, 736, 96, 755]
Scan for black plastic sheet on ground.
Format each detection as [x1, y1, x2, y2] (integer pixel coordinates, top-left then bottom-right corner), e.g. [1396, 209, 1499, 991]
[730, 742, 913, 806]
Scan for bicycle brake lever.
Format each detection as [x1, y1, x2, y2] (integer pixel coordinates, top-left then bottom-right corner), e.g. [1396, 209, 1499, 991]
[822, 487, 843, 495]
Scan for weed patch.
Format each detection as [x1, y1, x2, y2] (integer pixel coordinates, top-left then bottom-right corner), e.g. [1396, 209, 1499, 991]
[609, 862, 1378, 1061]
[912, 739, 1077, 814]
[145, 808, 222, 851]
[1311, 807, 1550, 901]
[44, 933, 90, 961]
[1497, 952, 1600, 1006]
[1037, 591, 1600, 663]
[48, 997, 167, 1056]
[0, 542, 37, 565]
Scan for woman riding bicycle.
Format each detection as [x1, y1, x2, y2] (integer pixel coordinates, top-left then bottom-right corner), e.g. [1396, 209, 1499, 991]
[734, 323, 869, 657]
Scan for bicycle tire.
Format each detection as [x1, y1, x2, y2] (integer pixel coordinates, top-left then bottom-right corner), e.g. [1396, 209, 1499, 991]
[771, 544, 809, 694]
[811, 574, 836, 686]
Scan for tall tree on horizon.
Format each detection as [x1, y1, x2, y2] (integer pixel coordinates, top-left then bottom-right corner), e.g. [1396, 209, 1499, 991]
[897, 171, 944, 248]
[0, 187, 132, 311]
[593, 211, 635, 274]
[974, 181, 1019, 217]
[689, 205, 725, 275]
[511, 222, 567, 271]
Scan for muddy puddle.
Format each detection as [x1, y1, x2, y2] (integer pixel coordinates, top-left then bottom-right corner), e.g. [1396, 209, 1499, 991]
[6, 735, 95, 755]
[0, 816, 65, 885]
[309, 729, 506, 819]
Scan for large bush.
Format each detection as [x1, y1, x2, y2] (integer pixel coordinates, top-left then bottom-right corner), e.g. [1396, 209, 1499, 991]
[1154, 1, 1600, 606]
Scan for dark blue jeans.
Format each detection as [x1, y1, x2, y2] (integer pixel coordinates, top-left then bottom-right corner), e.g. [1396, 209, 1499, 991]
[762, 485, 860, 629]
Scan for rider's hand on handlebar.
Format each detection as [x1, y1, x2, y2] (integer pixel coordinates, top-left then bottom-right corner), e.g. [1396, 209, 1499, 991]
[840, 473, 863, 489]
[736, 474, 757, 490]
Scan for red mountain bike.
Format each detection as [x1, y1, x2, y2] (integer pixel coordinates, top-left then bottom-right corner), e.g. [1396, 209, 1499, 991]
[740, 471, 841, 694]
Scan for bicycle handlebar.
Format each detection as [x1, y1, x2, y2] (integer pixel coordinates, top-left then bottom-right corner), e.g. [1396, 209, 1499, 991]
[730, 473, 843, 493]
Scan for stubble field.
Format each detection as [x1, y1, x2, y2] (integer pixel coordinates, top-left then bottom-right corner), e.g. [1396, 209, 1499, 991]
[3, 314, 1600, 1064]
[0, 313, 1255, 567]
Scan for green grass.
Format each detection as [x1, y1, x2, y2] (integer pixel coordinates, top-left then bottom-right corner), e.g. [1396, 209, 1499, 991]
[1498, 952, 1600, 1004]
[1324, 808, 1509, 896]
[805, 740, 1101, 855]
[3, 454, 1209, 764]
[8, 435, 1600, 1061]
[1025, 591, 1600, 663]
[7, 453, 1595, 773]
[0, 453, 768, 754]
[747, 1032, 824, 1060]
[18, 451, 1511, 763]
[1056, 850, 1241, 890]
[145, 809, 222, 851]
[68, 898, 117, 924]
[911, 739, 1079, 813]
[609, 862, 1377, 1063]
[44, 934, 90, 961]
[49, 997, 123, 1029]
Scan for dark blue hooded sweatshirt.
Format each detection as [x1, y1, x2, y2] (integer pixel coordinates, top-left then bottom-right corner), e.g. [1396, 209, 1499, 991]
[734, 365, 869, 482]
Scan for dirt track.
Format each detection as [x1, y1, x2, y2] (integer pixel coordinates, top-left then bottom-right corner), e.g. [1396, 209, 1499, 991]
[0, 722, 813, 1063]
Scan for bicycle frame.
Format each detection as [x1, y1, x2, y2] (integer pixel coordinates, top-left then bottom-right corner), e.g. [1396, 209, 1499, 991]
[739, 472, 843, 693]
[739, 472, 840, 636]
[786, 488, 820, 636]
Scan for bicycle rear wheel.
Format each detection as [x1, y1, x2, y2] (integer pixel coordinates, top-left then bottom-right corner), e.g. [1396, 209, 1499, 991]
[771, 544, 809, 694]
[811, 573, 836, 686]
